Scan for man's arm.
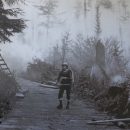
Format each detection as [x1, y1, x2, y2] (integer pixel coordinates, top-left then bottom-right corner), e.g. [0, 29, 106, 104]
[56, 71, 62, 84]
[69, 69, 74, 84]
[71, 71, 74, 84]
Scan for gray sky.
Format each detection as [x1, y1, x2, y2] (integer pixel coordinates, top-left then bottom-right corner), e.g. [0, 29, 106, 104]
[0, 0, 130, 72]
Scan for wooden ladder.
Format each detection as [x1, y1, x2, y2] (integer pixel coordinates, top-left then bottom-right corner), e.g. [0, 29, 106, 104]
[0, 54, 13, 77]
[0, 54, 20, 90]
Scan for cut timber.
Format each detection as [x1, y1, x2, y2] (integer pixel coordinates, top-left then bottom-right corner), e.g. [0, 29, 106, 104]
[87, 118, 130, 124]
[15, 93, 24, 99]
[95, 86, 129, 115]
[40, 84, 59, 89]
[117, 121, 127, 128]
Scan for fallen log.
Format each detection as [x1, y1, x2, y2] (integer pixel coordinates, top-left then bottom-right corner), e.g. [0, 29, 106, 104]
[40, 84, 59, 89]
[87, 118, 130, 124]
[15, 93, 25, 99]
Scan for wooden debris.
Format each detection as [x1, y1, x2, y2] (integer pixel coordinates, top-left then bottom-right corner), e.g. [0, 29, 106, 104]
[117, 121, 127, 128]
[87, 118, 130, 124]
[95, 85, 129, 116]
[40, 84, 59, 89]
[15, 93, 24, 99]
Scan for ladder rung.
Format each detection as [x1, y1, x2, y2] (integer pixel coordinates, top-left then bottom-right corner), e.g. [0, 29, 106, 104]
[0, 64, 7, 66]
[0, 53, 15, 79]
[1, 69, 10, 71]
[0, 61, 5, 63]
[2, 68, 8, 70]
[7, 74, 13, 76]
[4, 71, 12, 75]
[0, 71, 12, 76]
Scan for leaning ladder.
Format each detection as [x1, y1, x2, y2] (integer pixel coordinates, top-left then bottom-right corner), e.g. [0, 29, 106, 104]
[0, 54, 20, 90]
[0, 54, 13, 76]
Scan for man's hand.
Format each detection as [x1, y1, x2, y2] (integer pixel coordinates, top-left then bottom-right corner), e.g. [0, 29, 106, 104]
[55, 81, 58, 85]
[56, 81, 60, 86]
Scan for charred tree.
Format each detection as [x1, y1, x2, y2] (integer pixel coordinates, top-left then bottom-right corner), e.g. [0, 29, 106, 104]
[61, 32, 71, 64]
[95, 5, 101, 39]
[84, 0, 87, 18]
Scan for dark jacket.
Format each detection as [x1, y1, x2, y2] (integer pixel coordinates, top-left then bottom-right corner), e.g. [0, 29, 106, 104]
[57, 69, 72, 85]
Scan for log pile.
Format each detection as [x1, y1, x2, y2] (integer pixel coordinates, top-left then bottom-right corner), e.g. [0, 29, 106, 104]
[75, 76, 105, 99]
[77, 76, 130, 118]
[76, 76, 130, 128]
[95, 83, 129, 118]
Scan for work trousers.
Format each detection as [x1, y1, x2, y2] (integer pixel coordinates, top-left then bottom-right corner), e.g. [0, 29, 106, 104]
[58, 85, 71, 100]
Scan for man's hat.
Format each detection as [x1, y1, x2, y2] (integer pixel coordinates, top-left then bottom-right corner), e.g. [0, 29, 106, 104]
[62, 62, 68, 67]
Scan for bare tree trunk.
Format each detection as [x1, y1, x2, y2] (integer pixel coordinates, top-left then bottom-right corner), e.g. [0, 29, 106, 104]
[84, 0, 87, 18]
[95, 5, 101, 39]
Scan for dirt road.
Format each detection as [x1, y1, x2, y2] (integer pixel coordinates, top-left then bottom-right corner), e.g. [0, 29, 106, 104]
[0, 79, 126, 130]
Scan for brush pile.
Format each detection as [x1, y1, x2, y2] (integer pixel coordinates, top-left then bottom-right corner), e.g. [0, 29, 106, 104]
[75, 75, 105, 99]
[95, 83, 129, 117]
[0, 70, 17, 118]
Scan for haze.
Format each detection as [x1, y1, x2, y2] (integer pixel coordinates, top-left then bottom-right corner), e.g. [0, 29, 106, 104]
[0, 0, 130, 72]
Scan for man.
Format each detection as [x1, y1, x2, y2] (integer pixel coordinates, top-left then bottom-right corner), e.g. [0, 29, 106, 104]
[56, 62, 73, 109]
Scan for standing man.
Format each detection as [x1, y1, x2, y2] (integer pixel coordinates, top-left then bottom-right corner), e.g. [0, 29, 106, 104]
[56, 62, 74, 109]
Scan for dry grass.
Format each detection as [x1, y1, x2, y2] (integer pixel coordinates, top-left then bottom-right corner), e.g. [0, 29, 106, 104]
[0, 70, 17, 118]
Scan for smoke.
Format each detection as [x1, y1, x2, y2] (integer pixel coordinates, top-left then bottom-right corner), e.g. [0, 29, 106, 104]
[0, 0, 130, 73]
[110, 75, 128, 85]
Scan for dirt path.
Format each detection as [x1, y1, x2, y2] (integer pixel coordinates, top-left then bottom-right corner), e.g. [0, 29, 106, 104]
[0, 79, 126, 130]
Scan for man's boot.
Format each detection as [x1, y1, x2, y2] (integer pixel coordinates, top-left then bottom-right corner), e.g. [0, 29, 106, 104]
[66, 101, 70, 109]
[57, 100, 63, 109]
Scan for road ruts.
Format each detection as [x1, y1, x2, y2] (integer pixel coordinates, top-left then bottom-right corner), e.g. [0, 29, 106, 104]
[0, 78, 128, 130]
